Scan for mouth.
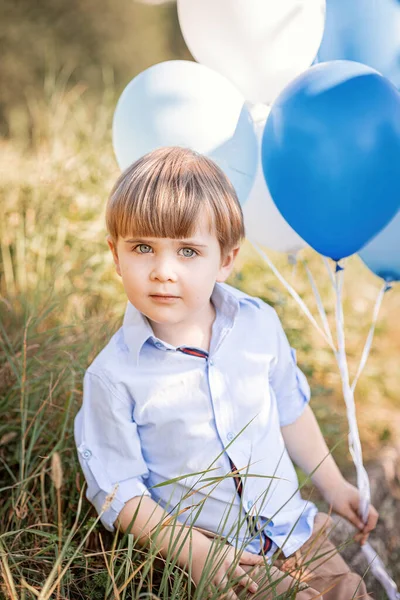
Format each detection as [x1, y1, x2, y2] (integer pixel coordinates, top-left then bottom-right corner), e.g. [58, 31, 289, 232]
[150, 294, 180, 298]
[149, 294, 181, 302]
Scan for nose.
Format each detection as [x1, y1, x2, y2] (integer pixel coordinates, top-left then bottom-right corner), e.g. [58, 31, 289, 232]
[150, 255, 178, 283]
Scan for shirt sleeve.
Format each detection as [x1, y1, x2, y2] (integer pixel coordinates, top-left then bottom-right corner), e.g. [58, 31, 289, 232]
[269, 309, 311, 427]
[74, 369, 151, 531]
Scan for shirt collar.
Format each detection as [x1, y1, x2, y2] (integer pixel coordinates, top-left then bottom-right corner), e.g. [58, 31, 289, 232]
[122, 282, 241, 365]
[122, 302, 154, 365]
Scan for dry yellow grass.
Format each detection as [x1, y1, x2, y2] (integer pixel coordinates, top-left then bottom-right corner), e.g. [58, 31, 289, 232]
[0, 83, 398, 599]
[1, 84, 399, 464]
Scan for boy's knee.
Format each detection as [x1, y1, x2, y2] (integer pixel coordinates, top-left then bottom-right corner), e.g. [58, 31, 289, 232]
[330, 571, 370, 600]
[346, 572, 369, 599]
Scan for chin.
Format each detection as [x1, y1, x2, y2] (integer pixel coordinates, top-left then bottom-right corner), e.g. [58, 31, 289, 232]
[144, 310, 181, 324]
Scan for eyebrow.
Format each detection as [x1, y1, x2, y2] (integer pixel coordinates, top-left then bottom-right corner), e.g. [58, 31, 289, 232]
[124, 238, 208, 248]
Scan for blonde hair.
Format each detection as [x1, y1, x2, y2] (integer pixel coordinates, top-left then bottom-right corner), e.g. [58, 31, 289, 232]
[106, 147, 245, 257]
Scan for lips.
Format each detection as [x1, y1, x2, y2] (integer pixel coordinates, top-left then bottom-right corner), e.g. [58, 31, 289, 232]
[150, 294, 180, 298]
[149, 294, 181, 303]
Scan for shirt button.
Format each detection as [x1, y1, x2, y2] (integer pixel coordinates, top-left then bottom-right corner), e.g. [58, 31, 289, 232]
[266, 530, 273, 537]
[155, 342, 163, 349]
[82, 449, 92, 460]
[227, 432, 234, 441]
[209, 359, 214, 366]
[247, 500, 253, 510]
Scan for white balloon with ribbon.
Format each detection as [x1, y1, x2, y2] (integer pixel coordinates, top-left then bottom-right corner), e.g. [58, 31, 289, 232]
[113, 60, 258, 205]
[177, 0, 326, 104]
[243, 103, 307, 254]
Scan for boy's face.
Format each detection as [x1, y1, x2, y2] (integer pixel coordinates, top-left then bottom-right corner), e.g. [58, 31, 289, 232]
[107, 208, 239, 332]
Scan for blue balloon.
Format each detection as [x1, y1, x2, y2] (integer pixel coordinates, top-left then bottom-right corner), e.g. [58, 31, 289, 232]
[261, 61, 400, 260]
[359, 211, 400, 282]
[319, 0, 400, 89]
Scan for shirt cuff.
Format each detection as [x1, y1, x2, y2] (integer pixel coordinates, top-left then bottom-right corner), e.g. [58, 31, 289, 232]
[77, 443, 150, 532]
[92, 478, 150, 532]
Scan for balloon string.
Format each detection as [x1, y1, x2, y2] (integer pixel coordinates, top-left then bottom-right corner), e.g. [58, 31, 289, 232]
[251, 243, 337, 352]
[302, 259, 336, 352]
[361, 542, 400, 600]
[254, 245, 399, 598]
[322, 256, 336, 288]
[351, 282, 390, 393]
[333, 264, 371, 521]
[332, 267, 400, 600]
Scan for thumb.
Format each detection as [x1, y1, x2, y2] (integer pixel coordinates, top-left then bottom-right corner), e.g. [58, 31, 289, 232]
[239, 550, 264, 565]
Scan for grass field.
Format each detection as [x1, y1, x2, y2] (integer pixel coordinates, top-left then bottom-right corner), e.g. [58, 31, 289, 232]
[0, 84, 399, 598]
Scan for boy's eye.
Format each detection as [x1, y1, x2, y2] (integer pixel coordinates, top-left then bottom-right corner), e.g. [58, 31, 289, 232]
[179, 247, 197, 258]
[135, 244, 152, 254]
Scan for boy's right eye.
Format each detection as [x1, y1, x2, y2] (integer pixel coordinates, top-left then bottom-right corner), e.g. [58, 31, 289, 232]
[134, 244, 152, 254]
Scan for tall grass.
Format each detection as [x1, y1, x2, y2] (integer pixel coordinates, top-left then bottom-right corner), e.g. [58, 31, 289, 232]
[0, 81, 398, 598]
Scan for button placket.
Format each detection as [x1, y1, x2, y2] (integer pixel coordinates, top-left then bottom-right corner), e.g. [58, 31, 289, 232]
[207, 363, 232, 449]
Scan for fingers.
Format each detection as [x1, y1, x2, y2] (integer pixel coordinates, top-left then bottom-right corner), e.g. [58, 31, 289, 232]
[211, 549, 262, 598]
[210, 574, 240, 600]
[239, 550, 265, 566]
[220, 589, 240, 600]
[363, 504, 379, 534]
[359, 504, 379, 546]
[344, 506, 365, 531]
[218, 564, 259, 597]
[233, 567, 259, 594]
[354, 531, 369, 546]
[353, 504, 379, 546]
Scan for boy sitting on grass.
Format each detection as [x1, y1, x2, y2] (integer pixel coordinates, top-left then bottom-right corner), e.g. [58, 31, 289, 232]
[75, 146, 378, 599]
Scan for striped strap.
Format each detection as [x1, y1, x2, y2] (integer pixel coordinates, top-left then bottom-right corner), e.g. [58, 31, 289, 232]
[229, 459, 272, 554]
[178, 346, 209, 359]
[178, 347, 272, 554]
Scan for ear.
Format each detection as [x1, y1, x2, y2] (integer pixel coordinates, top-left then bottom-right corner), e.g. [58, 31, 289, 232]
[216, 246, 240, 283]
[107, 236, 122, 277]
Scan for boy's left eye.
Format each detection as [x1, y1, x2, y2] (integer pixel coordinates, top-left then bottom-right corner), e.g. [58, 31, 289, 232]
[179, 248, 197, 258]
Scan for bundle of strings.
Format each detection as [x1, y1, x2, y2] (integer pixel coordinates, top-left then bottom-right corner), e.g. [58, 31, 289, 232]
[252, 243, 400, 600]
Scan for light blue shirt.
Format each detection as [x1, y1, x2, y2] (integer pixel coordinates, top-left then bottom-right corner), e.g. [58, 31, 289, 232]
[74, 282, 317, 558]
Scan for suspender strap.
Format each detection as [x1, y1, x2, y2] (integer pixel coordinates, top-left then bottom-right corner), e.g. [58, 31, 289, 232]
[178, 346, 209, 359]
[178, 346, 272, 554]
[229, 458, 272, 554]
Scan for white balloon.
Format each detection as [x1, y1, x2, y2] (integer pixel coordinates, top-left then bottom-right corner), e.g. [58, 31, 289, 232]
[243, 105, 307, 253]
[112, 60, 258, 205]
[178, 0, 326, 104]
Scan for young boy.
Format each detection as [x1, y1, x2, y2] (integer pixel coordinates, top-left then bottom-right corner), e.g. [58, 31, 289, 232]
[74, 147, 378, 599]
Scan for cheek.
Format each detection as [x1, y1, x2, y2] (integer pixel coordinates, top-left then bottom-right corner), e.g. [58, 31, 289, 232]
[119, 257, 145, 283]
[183, 265, 218, 296]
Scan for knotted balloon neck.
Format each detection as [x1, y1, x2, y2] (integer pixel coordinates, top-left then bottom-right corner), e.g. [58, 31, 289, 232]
[335, 260, 345, 273]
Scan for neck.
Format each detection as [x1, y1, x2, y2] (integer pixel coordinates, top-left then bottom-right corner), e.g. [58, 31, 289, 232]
[149, 301, 216, 351]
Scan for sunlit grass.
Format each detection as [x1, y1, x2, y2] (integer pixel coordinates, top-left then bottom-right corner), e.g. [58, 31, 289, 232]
[0, 82, 398, 598]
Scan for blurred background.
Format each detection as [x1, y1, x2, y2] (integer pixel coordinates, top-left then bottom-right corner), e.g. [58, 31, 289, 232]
[0, 0, 399, 595]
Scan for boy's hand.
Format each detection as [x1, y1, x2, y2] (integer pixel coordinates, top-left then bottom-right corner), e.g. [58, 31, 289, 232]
[323, 480, 379, 546]
[190, 535, 264, 600]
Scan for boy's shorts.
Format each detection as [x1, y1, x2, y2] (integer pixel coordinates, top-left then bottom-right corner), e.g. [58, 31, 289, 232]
[196, 512, 371, 599]
[237, 512, 371, 600]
